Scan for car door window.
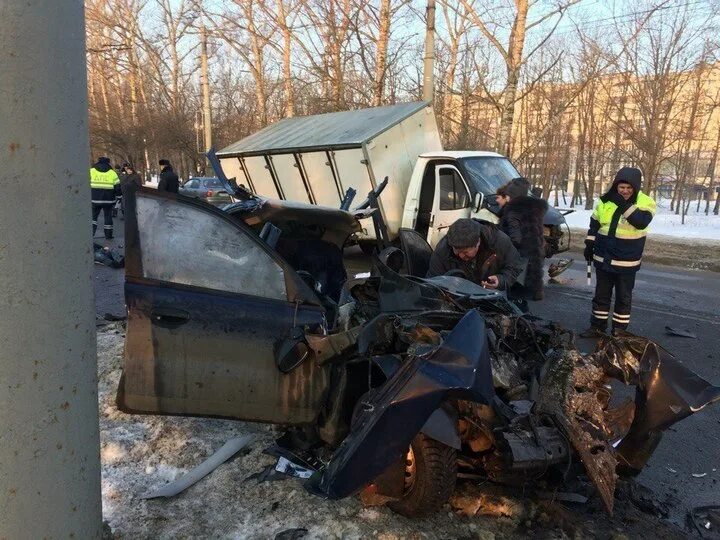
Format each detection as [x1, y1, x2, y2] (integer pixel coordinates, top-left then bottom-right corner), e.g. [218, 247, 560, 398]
[438, 169, 470, 210]
[185, 179, 200, 189]
[136, 195, 286, 300]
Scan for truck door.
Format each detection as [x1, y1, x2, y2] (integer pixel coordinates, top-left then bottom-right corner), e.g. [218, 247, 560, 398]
[428, 165, 471, 248]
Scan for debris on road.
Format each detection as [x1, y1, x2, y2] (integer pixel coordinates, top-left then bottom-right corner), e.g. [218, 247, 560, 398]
[689, 505, 720, 537]
[692, 473, 708, 478]
[141, 435, 254, 499]
[94, 242, 125, 268]
[274, 457, 313, 479]
[665, 326, 698, 338]
[548, 258, 574, 278]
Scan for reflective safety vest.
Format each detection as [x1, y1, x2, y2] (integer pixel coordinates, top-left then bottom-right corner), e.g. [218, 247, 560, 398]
[90, 167, 120, 190]
[586, 191, 656, 273]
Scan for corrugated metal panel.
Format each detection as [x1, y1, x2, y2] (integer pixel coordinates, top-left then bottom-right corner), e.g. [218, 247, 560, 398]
[218, 101, 430, 157]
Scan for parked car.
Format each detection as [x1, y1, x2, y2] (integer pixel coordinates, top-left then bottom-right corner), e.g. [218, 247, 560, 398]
[179, 176, 233, 206]
[117, 185, 720, 517]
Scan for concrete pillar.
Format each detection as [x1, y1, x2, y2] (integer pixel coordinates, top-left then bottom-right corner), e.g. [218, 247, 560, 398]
[0, 2, 102, 538]
[422, 0, 436, 103]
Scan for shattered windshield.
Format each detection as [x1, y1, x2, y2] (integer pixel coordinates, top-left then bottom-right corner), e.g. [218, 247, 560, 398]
[461, 156, 524, 194]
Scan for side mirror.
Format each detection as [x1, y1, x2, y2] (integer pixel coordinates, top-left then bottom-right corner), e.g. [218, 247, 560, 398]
[473, 192, 485, 213]
[274, 327, 310, 373]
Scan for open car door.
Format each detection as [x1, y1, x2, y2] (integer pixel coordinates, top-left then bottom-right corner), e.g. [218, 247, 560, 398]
[117, 187, 329, 425]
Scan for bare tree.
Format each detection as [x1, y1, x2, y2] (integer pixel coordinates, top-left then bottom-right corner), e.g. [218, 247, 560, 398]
[456, 0, 582, 156]
[608, 3, 705, 196]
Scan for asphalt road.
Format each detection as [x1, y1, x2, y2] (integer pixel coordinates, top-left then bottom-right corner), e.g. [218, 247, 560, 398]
[94, 219, 720, 526]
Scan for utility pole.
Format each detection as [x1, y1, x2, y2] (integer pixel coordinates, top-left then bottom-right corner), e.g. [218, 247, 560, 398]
[422, 0, 436, 103]
[0, 2, 102, 538]
[200, 25, 213, 160]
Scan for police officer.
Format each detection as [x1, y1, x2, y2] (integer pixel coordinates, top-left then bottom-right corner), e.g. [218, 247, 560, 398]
[90, 156, 121, 239]
[581, 167, 656, 337]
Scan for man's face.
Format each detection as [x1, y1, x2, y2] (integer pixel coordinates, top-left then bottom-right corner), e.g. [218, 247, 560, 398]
[617, 182, 634, 200]
[452, 242, 480, 261]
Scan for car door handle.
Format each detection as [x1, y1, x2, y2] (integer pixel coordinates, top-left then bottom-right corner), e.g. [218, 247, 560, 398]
[151, 308, 190, 326]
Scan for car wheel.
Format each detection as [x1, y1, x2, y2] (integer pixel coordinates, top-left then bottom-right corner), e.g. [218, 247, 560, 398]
[387, 433, 457, 518]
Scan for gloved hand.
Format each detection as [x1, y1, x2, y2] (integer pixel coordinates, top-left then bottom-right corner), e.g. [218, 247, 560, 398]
[584, 242, 594, 262]
[608, 190, 632, 210]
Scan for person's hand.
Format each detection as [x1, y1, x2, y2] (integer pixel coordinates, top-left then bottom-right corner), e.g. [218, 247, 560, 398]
[481, 275, 500, 289]
[584, 243, 594, 262]
[609, 190, 631, 210]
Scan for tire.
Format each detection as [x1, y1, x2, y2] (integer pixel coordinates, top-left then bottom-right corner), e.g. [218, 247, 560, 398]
[387, 433, 457, 518]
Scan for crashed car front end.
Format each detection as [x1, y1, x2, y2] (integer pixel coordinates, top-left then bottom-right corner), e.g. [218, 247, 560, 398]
[299, 256, 720, 515]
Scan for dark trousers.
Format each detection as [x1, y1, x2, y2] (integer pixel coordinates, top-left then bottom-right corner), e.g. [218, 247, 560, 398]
[92, 203, 114, 239]
[591, 267, 636, 330]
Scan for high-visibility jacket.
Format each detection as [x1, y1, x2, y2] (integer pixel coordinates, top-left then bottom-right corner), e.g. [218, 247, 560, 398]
[90, 167, 120, 204]
[90, 167, 120, 190]
[586, 191, 656, 273]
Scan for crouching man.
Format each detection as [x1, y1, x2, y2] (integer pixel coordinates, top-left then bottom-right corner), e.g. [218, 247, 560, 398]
[427, 218, 524, 290]
[581, 167, 656, 337]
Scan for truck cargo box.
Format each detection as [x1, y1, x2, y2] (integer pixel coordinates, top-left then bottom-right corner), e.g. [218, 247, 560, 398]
[217, 102, 442, 240]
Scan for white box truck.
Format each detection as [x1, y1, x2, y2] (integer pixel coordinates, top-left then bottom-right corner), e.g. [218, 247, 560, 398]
[217, 102, 570, 255]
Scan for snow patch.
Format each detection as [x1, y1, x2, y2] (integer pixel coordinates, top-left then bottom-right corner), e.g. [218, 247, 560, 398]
[561, 196, 720, 241]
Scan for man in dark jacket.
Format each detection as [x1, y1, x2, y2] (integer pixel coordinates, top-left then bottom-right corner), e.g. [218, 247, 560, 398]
[90, 156, 121, 239]
[499, 179, 548, 303]
[157, 159, 179, 193]
[427, 218, 524, 290]
[121, 163, 143, 190]
[118, 163, 143, 216]
[581, 167, 656, 337]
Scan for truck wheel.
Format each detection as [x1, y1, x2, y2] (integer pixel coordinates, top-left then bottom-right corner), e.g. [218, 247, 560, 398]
[388, 433, 457, 518]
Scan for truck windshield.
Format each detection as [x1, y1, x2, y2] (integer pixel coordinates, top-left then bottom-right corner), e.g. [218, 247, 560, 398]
[460, 156, 523, 193]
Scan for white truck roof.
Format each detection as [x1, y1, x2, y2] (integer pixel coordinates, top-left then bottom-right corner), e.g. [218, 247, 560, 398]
[218, 101, 432, 157]
[418, 150, 504, 159]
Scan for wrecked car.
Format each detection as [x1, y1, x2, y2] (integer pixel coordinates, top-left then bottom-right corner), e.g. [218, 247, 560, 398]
[117, 185, 720, 517]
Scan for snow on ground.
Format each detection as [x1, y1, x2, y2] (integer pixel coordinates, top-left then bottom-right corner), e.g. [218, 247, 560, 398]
[560, 195, 720, 241]
[97, 325, 513, 539]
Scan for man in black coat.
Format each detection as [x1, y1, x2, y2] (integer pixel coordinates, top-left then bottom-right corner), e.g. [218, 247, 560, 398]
[157, 159, 179, 193]
[499, 179, 548, 302]
[118, 163, 143, 216]
[427, 218, 524, 291]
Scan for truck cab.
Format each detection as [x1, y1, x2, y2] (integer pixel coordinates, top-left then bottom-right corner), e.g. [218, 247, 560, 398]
[401, 151, 570, 254]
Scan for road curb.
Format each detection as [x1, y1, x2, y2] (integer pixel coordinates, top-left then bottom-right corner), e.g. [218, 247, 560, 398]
[569, 228, 720, 273]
